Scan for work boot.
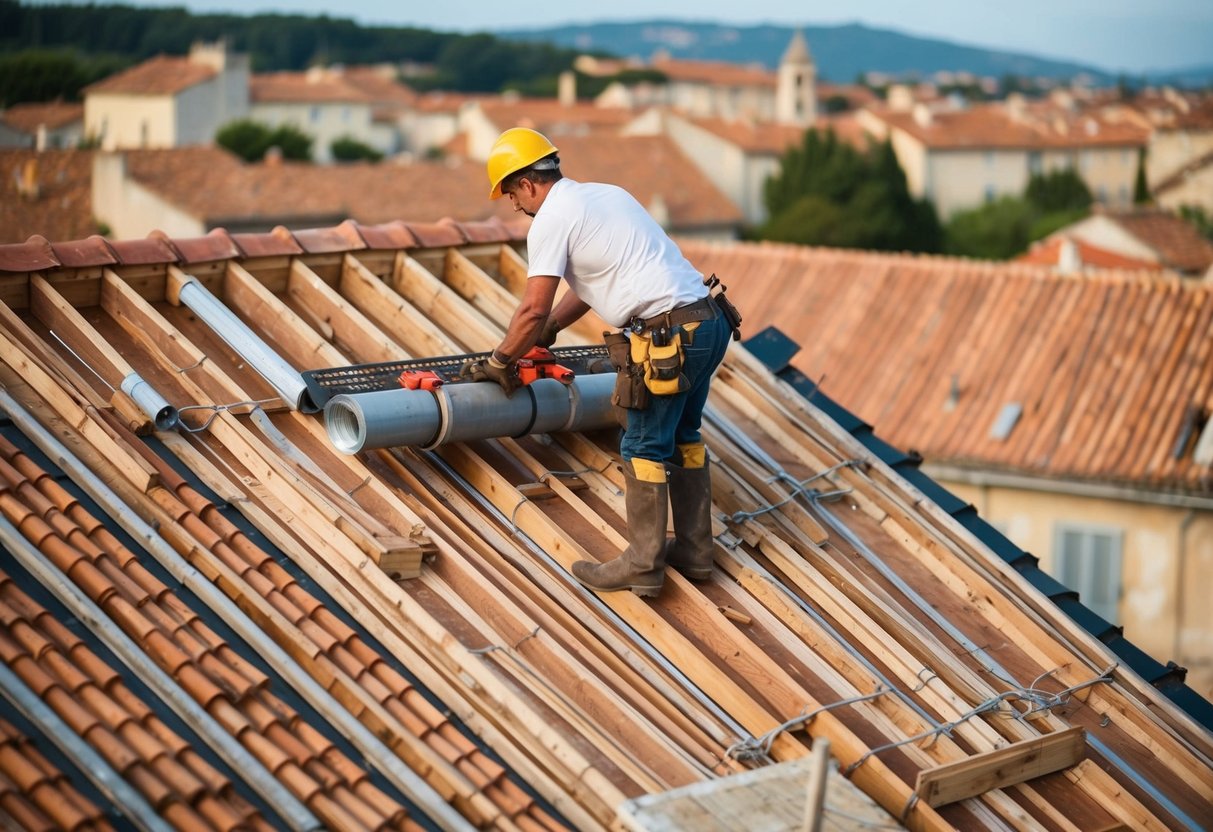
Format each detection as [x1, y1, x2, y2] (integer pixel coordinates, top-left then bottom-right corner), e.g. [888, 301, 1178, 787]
[664, 457, 715, 581]
[572, 462, 668, 597]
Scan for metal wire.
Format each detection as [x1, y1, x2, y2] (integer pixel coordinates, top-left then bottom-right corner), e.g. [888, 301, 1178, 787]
[177, 398, 279, 432]
[726, 687, 893, 761]
[841, 665, 1117, 777]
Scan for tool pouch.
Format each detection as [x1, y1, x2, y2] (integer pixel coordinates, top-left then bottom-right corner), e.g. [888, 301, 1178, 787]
[631, 328, 690, 397]
[704, 273, 743, 342]
[604, 330, 650, 410]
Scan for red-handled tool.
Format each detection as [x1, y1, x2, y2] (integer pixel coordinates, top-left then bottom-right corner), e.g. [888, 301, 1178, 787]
[516, 346, 575, 385]
[399, 369, 444, 391]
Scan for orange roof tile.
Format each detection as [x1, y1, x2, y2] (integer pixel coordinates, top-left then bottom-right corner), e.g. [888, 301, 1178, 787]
[84, 55, 216, 97]
[552, 133, 742, 229]
[1017, 236, 1162, 271]
[678, 239, 1213, 493]
[874, 102, 1149, 150]
[250, 70, 372, 104]
[0, 150, 100, 245]
[0, 101, 84, 133]
[478, 97, 636, 134]
[1106, 210, 1213, 274]
[651, 57, 775, 89]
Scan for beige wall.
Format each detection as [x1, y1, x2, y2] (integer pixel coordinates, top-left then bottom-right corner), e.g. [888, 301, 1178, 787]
[1157, 162, 1213, 215]
[938, 475, 1213, 699]
[661, 114, 770, 225]
[886, 123, 1140, 219]
[92, 152, 204, 239]
[86, 94, 176, 150]
[249, 101, 378, 163]
[1149, 127, 1213, 187]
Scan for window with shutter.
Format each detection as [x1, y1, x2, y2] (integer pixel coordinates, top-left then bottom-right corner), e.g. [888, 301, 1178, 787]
[1053, 524, 1123, 624]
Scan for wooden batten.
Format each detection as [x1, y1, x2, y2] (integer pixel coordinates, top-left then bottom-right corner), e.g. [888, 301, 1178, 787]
[443, 247, 521, 324]
[915, 726, 1086, 808]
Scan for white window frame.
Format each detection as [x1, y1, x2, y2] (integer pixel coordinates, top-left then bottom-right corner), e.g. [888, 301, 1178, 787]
[1052, 523, 1123, 624]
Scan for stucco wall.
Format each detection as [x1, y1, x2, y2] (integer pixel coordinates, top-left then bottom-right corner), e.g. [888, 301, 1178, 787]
[86, 94, 176, 150]
[92, 153, 204, 239]
[1149, 128, 1213, 187]
[249, 101, 377, 163]
[939, 476, 1213, 699]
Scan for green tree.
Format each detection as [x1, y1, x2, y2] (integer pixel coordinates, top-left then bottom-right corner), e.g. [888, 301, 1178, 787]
[1024, 168, 1091, 213]
[758, 130, 942, 253]
[331, 135, 382, 162]
[1133, 147, 1151, 204]
[216, 119, 273, 162]
[944, 197, 1036, 260]
[216, 119, 312, 162]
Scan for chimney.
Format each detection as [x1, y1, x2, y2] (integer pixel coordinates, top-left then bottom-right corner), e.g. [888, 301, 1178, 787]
[264, 146, 283, 167]
[912, 102, 933, 128]
[35, 123, 48, 152]
[16, 158, 39, 200]
[1057, 237, 1082, 275]
[558, 70, 576, 107]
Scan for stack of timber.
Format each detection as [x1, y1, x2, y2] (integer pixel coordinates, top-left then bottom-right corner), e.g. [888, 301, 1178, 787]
[0, 219, 1208, 831]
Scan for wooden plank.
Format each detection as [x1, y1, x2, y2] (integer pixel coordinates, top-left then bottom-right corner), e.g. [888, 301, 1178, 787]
[387, 252, 497, 354]
[215, 261, 348, 370]
[29, 274, 133, 383]
[0, 297, 110, 409]
[915, 726, 1086, 808]
[288, 259, 402, 365]
[0, 326, 158, 492]
[443, 247, 520, 324]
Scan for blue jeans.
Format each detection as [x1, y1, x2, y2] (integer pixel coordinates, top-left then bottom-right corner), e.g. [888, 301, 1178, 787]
[621, 307, 731, 465]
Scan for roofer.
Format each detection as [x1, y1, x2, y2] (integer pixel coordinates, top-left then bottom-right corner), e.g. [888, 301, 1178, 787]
[461, 127, 741, 596]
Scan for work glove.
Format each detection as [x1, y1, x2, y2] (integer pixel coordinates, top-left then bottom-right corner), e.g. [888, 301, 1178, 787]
[536, 317, 560, 348]
[459, 353, 520, 397]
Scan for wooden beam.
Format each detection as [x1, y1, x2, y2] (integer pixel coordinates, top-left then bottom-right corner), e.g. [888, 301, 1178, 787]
[288, 259, 403, 365]
[388, 252, 497, 354]
[915, 727, 1086, 808]
[443, 248, 520, 324]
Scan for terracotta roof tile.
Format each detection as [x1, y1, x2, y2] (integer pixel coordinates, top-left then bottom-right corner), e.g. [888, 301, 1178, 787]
[652, 57, 776, 89]
[1, 101, 84, 133]
[106, 235, 180, 267]
[0, 235, 59, 271]
[874, 102, 1149, 150]
[162, 228, 243, 264]
[291, 221, 367, 254]
[354, 219, 419, 250]
[85, 55, 216, 97]
[686, 116, 806, 155]
[1017, 236, 1162, 271]
[231, 226, 304, 257]
[250, 70, 372, 104]
[404, 220, 467, 248]
[456, 217, 513, 244]
[555, 133, 742, 229]
[478, 98, 636, 135]
[49, 235, 118, 269]
[682, 239, 1213, 492]
[1108, 210, 1213, 274]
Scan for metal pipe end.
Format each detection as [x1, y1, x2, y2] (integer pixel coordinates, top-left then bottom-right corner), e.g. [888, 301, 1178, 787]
[325, 397, 365, 454]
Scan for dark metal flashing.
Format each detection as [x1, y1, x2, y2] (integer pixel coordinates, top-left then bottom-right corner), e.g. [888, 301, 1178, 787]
[743, 326, 1213, 731]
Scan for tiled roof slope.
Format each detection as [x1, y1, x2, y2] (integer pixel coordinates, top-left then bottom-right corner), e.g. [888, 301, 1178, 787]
[0, 221, 1208, 830]
[1107, 210, 1213, 274]
[651, 57, 776, 89]
[1016, 236, 1162, 271]
[875, 104, 1148, 149]
[0, 149, 100, 245]
[1, 102, 84, 133]
[554, 134, 742, 228]
[477, 98, 637, 134]
[83, 55, 217, 97]
[250, 71, 373, 104]
[678, 240, 1213, 494]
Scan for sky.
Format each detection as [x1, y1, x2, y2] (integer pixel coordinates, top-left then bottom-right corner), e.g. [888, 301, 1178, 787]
[112, 0, 1213, 74]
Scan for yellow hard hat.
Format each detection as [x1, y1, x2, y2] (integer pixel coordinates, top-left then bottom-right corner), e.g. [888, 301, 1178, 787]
[486, 127, 559, 199]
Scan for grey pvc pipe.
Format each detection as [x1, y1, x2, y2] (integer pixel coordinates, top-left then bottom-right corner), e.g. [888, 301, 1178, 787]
[119, 372, 178, 430]
[325, 371, 617, 454]
[174, 275, 316, 413]
[0, 656, 172, 832]
[0, 388, 473, 832]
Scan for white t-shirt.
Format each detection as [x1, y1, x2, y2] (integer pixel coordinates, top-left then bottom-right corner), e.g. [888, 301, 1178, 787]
[526, 178, 708, 327]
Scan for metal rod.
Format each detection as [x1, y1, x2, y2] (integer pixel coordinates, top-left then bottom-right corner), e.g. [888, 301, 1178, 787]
[174, 274, 315, 413]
